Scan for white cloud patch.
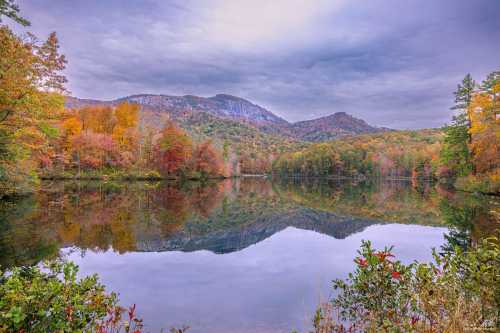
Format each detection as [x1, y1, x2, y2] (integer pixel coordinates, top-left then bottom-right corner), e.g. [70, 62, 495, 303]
[199, 0, 345, 51]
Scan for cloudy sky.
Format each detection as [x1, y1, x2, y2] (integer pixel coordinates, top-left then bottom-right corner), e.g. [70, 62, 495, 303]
[11, 0, 500, 128]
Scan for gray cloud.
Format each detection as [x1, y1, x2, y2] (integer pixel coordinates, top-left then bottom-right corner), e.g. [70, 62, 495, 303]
[11, 0, 500, 128]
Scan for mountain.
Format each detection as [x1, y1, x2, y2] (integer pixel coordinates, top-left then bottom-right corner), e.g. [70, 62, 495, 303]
[136, 208, 378, 254]
[66, 94, 292, 136]
[65, 94, 387, 142]
[291, 112, 385, 142]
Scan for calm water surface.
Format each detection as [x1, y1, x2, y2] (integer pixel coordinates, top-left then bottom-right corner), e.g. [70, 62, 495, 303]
[1, 179, 498, 332]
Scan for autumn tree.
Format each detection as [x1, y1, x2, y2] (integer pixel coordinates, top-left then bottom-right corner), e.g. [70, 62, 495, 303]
[0, 25, 66, 195]
[138, 126, 156, 172]
[112, 101, 139, 149]
[154, 121, 192, 176]
[437, 71, 500, 193]
[47, 113, 81, 171]
[79, 106, 116, 134]
[62, 115, 82, 137]
[34, 32, 68, 92]
[191, 140, 223, 177]
[53, 101, 145, 175]
[467, 76, 499, 175]
[115, 101, 139, 129]
[70, 132, 120, 170]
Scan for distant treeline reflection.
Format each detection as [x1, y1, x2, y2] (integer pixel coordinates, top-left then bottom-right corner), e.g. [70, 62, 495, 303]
[0, 179, 497, 268]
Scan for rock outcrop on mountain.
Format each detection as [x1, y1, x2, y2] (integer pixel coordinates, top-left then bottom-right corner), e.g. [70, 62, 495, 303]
[65, 94, 387, 142]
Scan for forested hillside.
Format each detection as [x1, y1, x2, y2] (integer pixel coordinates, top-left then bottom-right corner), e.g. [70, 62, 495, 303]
[272, 72, 500, 194]
[272, 130, 443, 179]
[290, 112, 387, 142]
[66, 94, 387, 142]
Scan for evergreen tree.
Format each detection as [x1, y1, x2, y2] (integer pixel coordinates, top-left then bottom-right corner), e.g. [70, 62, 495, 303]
[0, 0, 29, 26]
[441, 115, 472, 177]
[440, 74, 475, 177]
[479, 70, 500, 95]
[452, 73, 476, 134]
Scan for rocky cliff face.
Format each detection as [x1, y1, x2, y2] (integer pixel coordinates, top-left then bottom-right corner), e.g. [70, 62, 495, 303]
[122, 94, 288, 124]
[65, 94, 387, 141]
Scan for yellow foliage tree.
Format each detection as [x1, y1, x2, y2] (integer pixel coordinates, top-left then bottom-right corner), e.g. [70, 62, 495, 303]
[467, 84, 500, 175]
[62, 116, 82, 137]
[115, 101, 139, 129]
[0, 25, 66, 195]
[113, 101, 139, 147]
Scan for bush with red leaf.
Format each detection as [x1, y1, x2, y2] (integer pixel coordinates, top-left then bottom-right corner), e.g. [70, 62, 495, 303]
[303, 237, 499, 332]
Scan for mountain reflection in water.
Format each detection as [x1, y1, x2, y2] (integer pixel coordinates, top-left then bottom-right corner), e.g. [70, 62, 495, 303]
[0, 179, 498, 332]
[0, 178, 497, 268]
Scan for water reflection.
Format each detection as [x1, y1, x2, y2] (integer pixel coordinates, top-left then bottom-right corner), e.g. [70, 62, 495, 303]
[1, 179, 498, 332]
[67, 224, 446, 333]
[0, 179, 498, 269]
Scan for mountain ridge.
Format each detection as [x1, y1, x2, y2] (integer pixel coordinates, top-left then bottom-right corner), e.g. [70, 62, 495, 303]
[65, 93, 388, 142]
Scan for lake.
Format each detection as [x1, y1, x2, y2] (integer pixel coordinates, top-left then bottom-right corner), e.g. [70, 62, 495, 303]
[0, 178, 498, 332]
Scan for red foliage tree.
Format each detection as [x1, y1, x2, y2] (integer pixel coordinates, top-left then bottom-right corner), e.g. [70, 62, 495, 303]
[153, 121, 192, 176]
[71, 132, 120, 169]
[191, 140, 223, 177]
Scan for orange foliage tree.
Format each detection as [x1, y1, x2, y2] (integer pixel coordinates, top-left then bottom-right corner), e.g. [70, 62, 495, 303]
[154, 121, 193, 176]
[467, 81, 500, 175]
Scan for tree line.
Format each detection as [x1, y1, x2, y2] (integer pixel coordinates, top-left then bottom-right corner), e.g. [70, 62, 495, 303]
[46, 103, 240, 180]
[272, 71, 499, 193]
[272, 130, 442, 180]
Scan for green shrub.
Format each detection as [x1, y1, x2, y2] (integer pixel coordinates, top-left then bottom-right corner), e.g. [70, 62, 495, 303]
[307, 237, 499, 332]
[0, 261, 143, 333]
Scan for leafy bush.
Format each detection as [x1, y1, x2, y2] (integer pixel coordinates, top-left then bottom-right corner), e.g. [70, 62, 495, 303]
[331, 242, 418, 331]
[0, 261, 143, 333]
[306, 237, 499, 332]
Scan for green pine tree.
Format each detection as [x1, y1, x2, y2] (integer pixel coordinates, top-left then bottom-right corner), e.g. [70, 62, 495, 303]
[440, 74, 475, 177]
[0, 0, 30, 26]
[479, 70, 500, 94]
